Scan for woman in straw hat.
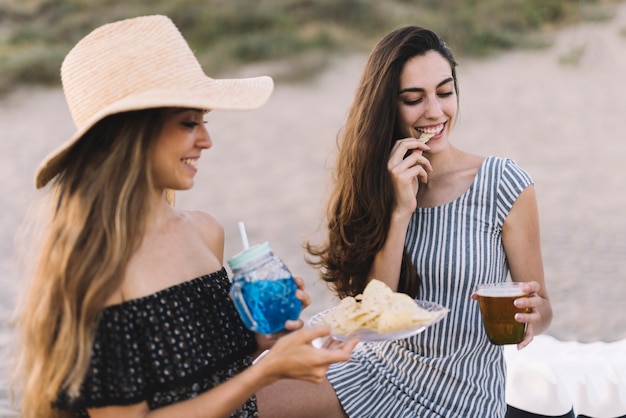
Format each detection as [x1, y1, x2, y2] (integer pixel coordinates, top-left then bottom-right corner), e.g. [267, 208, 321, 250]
[12, 15, 357, 418]
[257, 25, 553, 417]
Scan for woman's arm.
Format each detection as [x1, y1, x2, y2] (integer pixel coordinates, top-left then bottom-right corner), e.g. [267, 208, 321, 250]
[501, 185, 553, 349]
[368, 210, 412, 291]
[368, 138, 432, 290]
[87, 325, 358, 418]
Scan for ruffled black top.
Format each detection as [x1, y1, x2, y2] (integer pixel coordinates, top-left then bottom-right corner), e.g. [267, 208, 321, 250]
[54, 268, 258, 417]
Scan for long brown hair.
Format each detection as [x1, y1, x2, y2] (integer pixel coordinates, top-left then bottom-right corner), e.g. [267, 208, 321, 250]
[306, 26, 458, 298]
[13, 108, 165, 417]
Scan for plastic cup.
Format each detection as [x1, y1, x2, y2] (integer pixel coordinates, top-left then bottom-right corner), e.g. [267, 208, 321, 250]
[476, 282, 528, 345]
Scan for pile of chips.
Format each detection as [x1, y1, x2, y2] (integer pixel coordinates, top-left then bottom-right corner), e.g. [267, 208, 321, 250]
[322, 279, 446, 335]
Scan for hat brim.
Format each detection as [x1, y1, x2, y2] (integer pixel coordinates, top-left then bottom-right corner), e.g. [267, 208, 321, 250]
[35, 75, 273, 189]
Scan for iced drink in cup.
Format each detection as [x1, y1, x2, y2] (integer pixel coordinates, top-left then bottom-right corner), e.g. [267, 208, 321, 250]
[228, 241, 302, 334]
[476, 282, 528, 345]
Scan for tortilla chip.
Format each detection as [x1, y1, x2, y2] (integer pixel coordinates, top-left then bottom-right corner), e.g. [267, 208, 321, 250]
[322, 279, 443, 336]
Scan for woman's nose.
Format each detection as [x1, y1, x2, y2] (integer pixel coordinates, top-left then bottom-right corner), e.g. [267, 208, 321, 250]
[197, 126, 212, 149]
[424, 97, 444, 118]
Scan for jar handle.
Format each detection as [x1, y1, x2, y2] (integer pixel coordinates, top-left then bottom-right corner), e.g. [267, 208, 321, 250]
[231, 279, 258, 331]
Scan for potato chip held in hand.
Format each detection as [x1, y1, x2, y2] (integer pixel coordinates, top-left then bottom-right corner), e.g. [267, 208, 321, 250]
[418, 131, 436, 143]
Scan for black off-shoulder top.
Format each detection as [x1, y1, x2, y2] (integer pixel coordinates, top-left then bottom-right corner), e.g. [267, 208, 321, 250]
[54, 268, 258, 417]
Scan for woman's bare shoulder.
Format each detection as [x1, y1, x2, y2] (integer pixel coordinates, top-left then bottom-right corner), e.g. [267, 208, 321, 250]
[185, 209, 223, 231]
[183, 209, 225, 254]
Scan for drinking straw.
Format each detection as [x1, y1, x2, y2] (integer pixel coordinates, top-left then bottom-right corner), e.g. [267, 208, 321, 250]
[238, 221, 250, 250]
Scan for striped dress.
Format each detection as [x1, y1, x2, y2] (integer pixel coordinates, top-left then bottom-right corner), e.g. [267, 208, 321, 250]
[327, 156, 533, 417]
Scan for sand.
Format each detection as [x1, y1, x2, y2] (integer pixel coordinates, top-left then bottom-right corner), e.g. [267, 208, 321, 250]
[1, 4, 626, 414]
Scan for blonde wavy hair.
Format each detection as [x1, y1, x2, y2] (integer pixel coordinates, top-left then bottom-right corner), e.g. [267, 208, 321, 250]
[13, 108, 170, 417]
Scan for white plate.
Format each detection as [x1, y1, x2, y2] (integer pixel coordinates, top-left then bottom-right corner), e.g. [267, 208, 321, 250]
[308, 300, 449, 342]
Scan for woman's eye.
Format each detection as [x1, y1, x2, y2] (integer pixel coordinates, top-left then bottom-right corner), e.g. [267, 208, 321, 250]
[403, 98, 423, 105]
[181, 121, 200, 128]
[438, 91, 454, 98]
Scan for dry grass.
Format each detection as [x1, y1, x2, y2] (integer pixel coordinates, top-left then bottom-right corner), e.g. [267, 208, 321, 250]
[0, 0, 622, 93]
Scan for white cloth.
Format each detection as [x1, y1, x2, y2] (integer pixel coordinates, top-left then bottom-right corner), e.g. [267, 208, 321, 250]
[504, 335, 626, 418]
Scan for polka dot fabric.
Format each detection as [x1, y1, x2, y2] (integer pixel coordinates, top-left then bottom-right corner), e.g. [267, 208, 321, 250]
[54, 268, 258, 417]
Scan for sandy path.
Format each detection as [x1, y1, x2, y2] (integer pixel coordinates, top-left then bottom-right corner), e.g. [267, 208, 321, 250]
[1, 4, 626, 414]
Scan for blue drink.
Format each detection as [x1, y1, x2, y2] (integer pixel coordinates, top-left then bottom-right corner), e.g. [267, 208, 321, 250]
[228, 241, 302, 334]
[232, 277, 302, 334]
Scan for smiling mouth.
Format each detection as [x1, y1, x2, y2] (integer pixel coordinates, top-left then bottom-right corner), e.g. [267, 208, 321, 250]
[415, 123, 445, 143]
[416, 123, 445, 135]
[181, 158, 198, 167]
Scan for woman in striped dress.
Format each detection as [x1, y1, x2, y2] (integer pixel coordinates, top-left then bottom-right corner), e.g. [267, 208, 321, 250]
[257, 25, 553, 417]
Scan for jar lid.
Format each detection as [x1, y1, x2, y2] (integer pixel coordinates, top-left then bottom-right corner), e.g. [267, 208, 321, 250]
[227, 241, 272, 270]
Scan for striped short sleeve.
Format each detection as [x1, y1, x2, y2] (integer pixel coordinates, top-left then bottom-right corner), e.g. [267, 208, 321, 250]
[495, 158, 533, 225]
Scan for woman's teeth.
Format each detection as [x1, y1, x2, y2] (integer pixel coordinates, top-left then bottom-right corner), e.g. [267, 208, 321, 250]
[417, 124, 444, 135]
[416, 124, 444, 142]
[182, 158, 197, 167]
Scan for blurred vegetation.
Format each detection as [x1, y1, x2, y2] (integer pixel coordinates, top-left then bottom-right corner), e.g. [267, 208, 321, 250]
[0, 0, 623, 94]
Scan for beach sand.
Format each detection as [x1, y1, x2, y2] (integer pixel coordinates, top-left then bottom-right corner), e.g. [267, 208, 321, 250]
[1, 5, 626, 414]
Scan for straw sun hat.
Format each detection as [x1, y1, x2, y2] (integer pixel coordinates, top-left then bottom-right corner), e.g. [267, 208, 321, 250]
[35, 14, 274, 189]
